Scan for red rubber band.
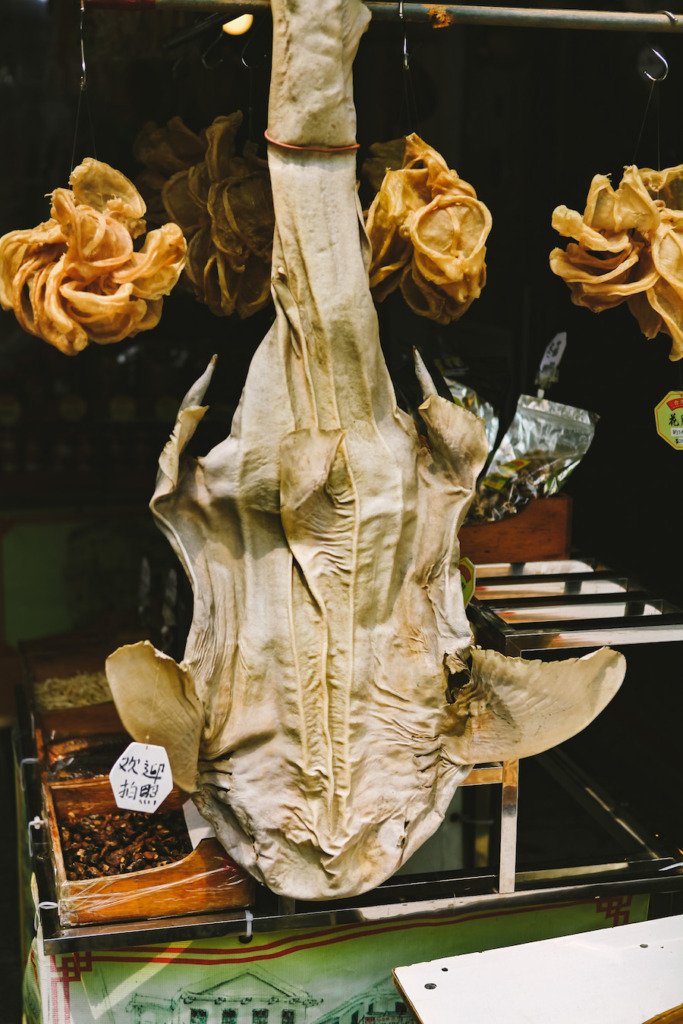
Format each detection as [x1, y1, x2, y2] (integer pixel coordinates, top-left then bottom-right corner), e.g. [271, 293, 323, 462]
[264, 130, 360, 153]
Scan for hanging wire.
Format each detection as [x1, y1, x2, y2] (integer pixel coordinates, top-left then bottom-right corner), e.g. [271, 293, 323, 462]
[632, 45, 669, 168]
[70, 0, 97, 173]
[241, 19, 270, 141]
[201, 29, 225, 69]
[398, 0, 419, 134]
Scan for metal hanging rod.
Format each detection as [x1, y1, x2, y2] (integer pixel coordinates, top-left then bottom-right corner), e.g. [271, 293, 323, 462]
[84, 0, 683, 33]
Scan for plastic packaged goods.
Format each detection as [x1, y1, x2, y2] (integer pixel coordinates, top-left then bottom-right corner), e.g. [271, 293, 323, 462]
[467, 395, 596, 523]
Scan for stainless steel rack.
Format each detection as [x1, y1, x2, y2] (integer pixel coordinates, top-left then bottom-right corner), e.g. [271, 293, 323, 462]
[17, 554, 683, 954]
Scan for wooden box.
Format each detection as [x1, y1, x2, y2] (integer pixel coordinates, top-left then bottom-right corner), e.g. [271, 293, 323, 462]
[43, 776, 254, 927]
[460, 494, 572, 565]
[35, 701, 130, 780]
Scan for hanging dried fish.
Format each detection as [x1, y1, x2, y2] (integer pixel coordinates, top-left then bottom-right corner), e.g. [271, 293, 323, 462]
[107, 0, 625, 901]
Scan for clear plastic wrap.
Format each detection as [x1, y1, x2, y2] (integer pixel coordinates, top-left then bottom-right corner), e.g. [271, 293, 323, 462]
[467, 395, 597, 523]
[42, 777, 254, 927]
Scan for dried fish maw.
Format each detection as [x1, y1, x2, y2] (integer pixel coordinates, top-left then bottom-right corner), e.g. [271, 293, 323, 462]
[549, 241, 651, 312]
[224, 173, 275, 260]
[585, 166, 659, 236]
[162, 170, 206, 237]
[0, 158, 184, 353]
[133, 116, 206, 177]
[203, 251, 239, 316]
[112, 222, 187, 299]
[642, 280, 683, 361]
[236, 254, 272, 318]
[400, 262, 459, 323]
[551, 204, 631, 254]
[33, 259, 89, 354]
[362, 137, 406, 193]
[0, 222, 62, 310]
[366, 169, 429, 297]
[187, 160, 212, 208]
[411, 194, 490, 287]
[69, 157, 147, 238]
[640, 163, 683, 211]
[207, 183, 249, 270]
[551, 164, 683, 357]
[205, 112, 243, 183]
[366, 134, 490, 320]
[184, 224, 213, 294]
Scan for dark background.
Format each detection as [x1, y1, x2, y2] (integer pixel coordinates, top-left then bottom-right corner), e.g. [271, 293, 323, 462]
[2, 0, 682, 616]
[1, 2, 682, 1014]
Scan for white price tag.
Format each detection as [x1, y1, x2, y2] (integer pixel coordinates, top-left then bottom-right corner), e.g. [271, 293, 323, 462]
[109, 742, 173, 813]
[536, 331, 567, 394]
[183, 799, 217, 849]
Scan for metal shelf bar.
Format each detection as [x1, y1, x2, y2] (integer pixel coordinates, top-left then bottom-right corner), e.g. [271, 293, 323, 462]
[84, 0, 683, 34]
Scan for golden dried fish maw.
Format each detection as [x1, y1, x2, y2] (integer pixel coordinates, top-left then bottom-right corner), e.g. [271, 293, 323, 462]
[640, 164, 683, 211]
[236, 255, 272, 318]
[207, 182, 248, 270]
[628, 289, 665, 339]
[203, 251, 239, 317]
[133, 112, 274, 320]
[642, 278, 683, 361]
[366, 134, 490, 320]
[551, 204, 631, 254]
[366, 171, 424, 293]
[362, 137, 406, 193]
[400, 261, 454, 323]
[586, 166, 659, 237]
[60, 279, 161, 345]
[184, 225, 213, 294]
[224, 173, 275, 260]
[112, 222, 187, 299]
[69, 157, 147, 238]
[0, 158, 183, 351]
[187, 161, 212, 208]
[0, 221, 62, 309]
[205, 112, 243, 183]
[54, 197, 134, 278]
[549, 241, 644, 312]
[132, 116, 206, 177]
[410, 194, 490, 290]
[162, 170, 206, 237]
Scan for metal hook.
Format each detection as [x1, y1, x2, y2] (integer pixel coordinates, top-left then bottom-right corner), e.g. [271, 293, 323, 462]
[79, 0, 87, 91]
[643, 47, 669, 82]
[658, 9, 677, 25]
[241, 23, 269, 70]
[201, 31, 224, 70]
[398, 0, 410, 70]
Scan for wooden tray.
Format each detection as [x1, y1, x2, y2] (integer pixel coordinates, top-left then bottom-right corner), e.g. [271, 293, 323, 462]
[34, 701, 131, 781]
[460, 494, 572, 565]
[43, 777, 254, 927]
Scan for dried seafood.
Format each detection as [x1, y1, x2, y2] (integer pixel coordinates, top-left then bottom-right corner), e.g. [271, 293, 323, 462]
[107, 0, 624, 901]
[550, 163, 683, 361]
[134, 112, 275, 319]
[33, 671, 112, 712]
[365, 134, 492, 323]
[0, 159, 186, 355]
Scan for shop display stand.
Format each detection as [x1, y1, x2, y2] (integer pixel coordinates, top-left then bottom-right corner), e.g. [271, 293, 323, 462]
[16, 553, 683, 955]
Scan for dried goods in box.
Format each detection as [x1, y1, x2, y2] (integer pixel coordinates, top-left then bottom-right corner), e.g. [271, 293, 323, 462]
[43, 778, 254, 927]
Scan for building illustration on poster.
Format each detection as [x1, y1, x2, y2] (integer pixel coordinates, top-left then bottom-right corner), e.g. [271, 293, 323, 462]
[125, 968, 409, 1024]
